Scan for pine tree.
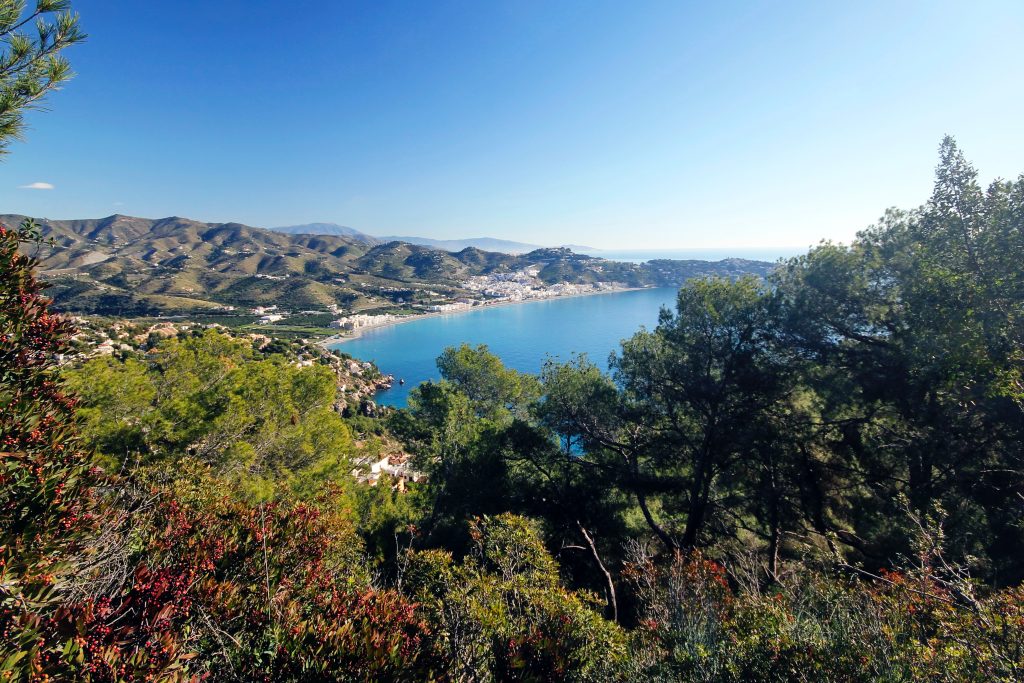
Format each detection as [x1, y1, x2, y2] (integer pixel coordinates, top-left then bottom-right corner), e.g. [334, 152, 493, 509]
[0, 0, 84, 153]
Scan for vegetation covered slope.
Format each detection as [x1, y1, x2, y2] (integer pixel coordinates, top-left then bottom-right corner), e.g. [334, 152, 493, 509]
[5, 213, 774, 316]
[7, 214, 463, 313]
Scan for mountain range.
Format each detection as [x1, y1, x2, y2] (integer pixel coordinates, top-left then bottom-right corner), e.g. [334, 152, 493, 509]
[2, 213, 773, 317]
[269, 222, 592, 254]
[271, 223, 379, 242]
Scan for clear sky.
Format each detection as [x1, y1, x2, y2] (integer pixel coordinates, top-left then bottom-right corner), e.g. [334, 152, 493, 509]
[1, 0, 1022, 250]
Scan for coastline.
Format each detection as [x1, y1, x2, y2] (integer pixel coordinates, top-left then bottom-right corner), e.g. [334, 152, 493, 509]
[318, 285, 648, 348]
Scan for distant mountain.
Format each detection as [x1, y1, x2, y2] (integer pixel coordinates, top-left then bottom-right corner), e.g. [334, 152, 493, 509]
[270, 223, 380, 244]
[269, 222, 598, 255]
[269, 224, 542, 254]
[375, 235, 543, 254]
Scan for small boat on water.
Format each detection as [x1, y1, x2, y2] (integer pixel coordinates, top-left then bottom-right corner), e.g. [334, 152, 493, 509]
[399, 378, 405, 385]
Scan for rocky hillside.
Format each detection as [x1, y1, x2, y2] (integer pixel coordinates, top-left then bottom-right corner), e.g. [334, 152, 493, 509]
[1, 213, 775, 316]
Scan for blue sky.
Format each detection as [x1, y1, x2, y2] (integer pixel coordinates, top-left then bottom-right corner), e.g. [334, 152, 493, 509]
[0, 0, 1022, 250]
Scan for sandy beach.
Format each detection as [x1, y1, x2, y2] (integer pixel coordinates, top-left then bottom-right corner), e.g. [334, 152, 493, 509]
[318, 285, 646, 347]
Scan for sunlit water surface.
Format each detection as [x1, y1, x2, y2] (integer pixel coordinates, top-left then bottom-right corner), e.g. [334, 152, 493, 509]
[331, 287, 679, 407]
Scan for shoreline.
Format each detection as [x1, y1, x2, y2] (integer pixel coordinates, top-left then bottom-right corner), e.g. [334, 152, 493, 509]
[318, 285, 649, 348]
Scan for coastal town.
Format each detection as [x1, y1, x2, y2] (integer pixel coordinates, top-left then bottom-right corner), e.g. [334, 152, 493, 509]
[50, 266, 633, 367]
[43, 266, 635, 489]
[324, 268, 629, 336]
[461, 267, 623, 301]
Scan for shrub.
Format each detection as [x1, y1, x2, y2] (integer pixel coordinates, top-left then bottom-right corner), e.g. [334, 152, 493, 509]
[405, 514, 627, 682]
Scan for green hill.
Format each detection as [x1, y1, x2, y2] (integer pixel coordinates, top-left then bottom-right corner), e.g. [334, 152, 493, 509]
[1, 213, 774, 316]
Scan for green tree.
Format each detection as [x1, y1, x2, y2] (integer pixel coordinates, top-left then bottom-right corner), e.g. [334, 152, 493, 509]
[389, 346, 538, 550]
[355, 472, 420, 571]
[63, 355, 155, 468]
[1, 0, 84, 153]
[67, 330, 356, 501]
[770, 138, 1024, 579]
[553, 277, 799, 552]
[437, 343, 541, 421]
[404, 514, 627, 682]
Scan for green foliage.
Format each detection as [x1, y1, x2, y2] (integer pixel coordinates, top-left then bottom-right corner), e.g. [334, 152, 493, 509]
[384, 139, 1024, 679]
[767, 136, 1024, 580]
[404, 514, 628, 682]
[610, 276, 798, 550]
[436, 343, 541, 422]
[0, 218, 100, 680]
[393, 379, 481, 466]
[65, 329, 355, 500]
[520, 139, 1024, 586]
[0, 0, 85, 153]
[355, 472, 420, 571]
[536, 354, 619, 452]
[1, 219, 386, 680]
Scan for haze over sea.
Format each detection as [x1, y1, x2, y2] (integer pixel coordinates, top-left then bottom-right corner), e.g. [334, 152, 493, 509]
[580, 248, 803, 263]
[332, 287, 679, 407]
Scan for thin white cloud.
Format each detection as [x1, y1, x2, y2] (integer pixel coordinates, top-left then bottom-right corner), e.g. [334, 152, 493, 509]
[19, 182, 54, 190]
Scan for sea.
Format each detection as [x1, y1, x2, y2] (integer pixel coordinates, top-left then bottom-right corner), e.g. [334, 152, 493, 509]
[331, 287, 680, 407]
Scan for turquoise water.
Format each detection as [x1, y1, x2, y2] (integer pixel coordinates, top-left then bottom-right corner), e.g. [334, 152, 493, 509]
[331, 287, 679, 407]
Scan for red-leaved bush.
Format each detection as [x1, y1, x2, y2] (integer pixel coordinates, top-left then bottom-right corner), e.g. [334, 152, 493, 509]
[0, 221, 439, 681]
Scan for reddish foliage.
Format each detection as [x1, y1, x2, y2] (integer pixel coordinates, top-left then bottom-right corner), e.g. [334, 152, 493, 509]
[1, 222, 437, 681]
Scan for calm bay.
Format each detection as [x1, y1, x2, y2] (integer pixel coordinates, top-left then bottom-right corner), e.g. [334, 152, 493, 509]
[330, 287, 679, 407]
